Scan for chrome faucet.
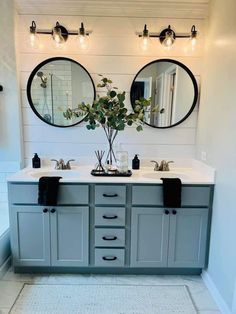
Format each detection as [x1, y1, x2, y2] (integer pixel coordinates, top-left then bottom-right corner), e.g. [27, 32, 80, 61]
[51, 159, 75, 170]
[150, 160, 174, 171]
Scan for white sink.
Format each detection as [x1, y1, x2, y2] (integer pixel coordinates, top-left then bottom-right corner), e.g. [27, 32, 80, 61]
[27, 170, 80, 179]
[141, 171, 190, 180]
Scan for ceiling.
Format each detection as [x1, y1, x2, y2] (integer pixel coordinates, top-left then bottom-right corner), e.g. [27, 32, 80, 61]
[15, 0, 210, 18]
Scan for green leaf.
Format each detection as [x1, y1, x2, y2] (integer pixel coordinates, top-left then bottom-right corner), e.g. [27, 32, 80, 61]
[136, 125, 143, 132]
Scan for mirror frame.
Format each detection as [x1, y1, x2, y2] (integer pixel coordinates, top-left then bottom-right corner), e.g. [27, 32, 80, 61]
[26, 57, 96, 128]
[130, 58, 198, 129]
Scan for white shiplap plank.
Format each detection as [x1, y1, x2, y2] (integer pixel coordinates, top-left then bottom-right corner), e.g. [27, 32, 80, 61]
[24, 142, 195, 159]
[19, 54, 203, 76]
[23, 124, 196, 145]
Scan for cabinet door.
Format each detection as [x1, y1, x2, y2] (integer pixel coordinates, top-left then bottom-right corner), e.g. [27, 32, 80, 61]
[50, 206, 89, 266]
[130, 207, 169, 267]
[11, 206, 50, 266]
[168, 208, 208, 268]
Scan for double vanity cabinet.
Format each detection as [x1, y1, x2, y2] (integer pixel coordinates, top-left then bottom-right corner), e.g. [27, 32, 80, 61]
[8, 178, 214, 274]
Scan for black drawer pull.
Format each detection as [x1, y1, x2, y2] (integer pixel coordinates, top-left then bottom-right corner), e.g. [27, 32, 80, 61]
[102, 256, 117, 261]
[51, 208, 56, 213]
[43, 208, 48, 213]
[103, 215, 118, 219]
[164, 210, 169, 215]
[102, 236, 117, 241]
[102, 193, 118, 198]
[172, 210, 177, 215]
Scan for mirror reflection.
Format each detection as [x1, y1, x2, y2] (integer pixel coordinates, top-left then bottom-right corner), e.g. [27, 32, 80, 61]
[130, 59, 198, 128]
[27, 57, 95, 127]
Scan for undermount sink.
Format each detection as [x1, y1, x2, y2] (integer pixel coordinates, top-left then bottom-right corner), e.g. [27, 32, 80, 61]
[27, 170, 80, 179]
[141, 171, 190, 180]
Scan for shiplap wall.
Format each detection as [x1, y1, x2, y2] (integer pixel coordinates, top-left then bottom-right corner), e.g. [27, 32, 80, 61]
[17, 15, 205, 165]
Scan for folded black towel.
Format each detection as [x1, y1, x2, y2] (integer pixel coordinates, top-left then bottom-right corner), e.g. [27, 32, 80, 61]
[38, 176, 62, 206]
[161, 178, 182, 208]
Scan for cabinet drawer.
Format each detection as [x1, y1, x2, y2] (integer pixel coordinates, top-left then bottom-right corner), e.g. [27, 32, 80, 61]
[132, 185, 211, 207]
[94, 248, 125, 267]
[95, 185, 126, 205]
[95, 228, 125, 247]
[95, 207, 126, 226]
[8, 183, 89, 205]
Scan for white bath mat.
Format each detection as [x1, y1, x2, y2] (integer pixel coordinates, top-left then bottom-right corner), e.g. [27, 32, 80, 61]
[10, 284, 197, 314]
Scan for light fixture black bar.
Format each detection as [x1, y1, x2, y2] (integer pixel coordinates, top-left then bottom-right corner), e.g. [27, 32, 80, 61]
[138, 33, 191, 38]
[137, 25, 197, 39]
[36, 30, 91, 36]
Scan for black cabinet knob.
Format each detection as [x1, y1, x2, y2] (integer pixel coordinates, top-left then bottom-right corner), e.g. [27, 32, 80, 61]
[164, 210, 170, 215]
[172, 210, 177, 215]
[43, 208, 48, 213]
[50, 208, 56, 213]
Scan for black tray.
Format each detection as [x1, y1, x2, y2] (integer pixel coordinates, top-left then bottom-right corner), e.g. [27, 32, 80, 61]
[91, 169, 132, 177]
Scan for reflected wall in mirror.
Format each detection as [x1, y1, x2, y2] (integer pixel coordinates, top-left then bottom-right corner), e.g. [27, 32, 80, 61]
[27, 57, 96, 127]
[130, 59, 198, 128]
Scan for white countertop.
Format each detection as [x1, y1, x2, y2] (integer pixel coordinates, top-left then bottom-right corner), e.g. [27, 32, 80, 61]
[7, 159, 215, 184]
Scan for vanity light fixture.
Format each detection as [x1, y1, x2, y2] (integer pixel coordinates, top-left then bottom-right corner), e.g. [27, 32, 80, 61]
[138, 24, 198, 50]
[29, 21, 92, 49]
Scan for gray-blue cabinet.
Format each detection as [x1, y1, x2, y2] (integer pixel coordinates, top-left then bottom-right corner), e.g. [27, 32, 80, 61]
[10, 205, 89, 267]
[8, 182, 213, 273]
[168, 208, 208, 268]
[130, 208, 169, 267]
[10, 206, 50, 267]
[130, 207, 209, 268]
[50, 206, 89, 267]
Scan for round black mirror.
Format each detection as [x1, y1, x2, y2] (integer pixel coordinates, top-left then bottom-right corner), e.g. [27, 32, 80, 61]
[130, 59, 198, 128]
[27, 57, 96, 127]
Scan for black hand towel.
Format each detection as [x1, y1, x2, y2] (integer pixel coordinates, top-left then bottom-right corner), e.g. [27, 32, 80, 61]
[161, 178, 182, 208]
[38, 176, 62, 206]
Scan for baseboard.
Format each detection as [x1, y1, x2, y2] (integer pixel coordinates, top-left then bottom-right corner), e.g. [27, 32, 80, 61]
[202, 270, 232, 314]
[0, 255, 11, 279]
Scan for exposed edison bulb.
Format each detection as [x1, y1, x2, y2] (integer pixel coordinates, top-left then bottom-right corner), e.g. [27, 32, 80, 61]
[140, 24, 150, 51]
[190, 25, 198, 51]
[78, 22, 89, 50]
[29, 21, 39, 48]
[163, 32, 175, 48]
[140, 34, 150, 51]
[30, 32, 38, 48]
[78, 34, 89, 50]
[190, 36, 197, 50]
[52, 26, 65, 48]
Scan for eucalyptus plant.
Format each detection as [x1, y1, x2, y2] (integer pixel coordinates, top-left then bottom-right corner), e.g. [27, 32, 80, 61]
[64, 76, 152, 165]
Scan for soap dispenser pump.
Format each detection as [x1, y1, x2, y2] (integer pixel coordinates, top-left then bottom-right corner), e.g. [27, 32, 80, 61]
[32, 153, 41, 168]
[132, 154, 140, 170]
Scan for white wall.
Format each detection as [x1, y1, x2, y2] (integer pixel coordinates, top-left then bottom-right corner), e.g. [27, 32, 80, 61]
[16, 15, 205, 165]
[196, 0, 236, 312]
[0, 0, 22, 237]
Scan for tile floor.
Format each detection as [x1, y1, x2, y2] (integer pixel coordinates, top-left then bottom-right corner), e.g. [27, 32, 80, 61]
[0, 269, 221, 313]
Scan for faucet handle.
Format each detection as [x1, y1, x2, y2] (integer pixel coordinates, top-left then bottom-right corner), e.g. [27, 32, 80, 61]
[51, 159, 59, 169]
[66, 159, 75, 170]
[166, 160, 174, 171]
[150, 160, 159, 171]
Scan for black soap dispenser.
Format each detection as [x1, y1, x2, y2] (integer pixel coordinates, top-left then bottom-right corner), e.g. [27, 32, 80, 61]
[132, 154, 140, 170]
[32, 153, 41, 168]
